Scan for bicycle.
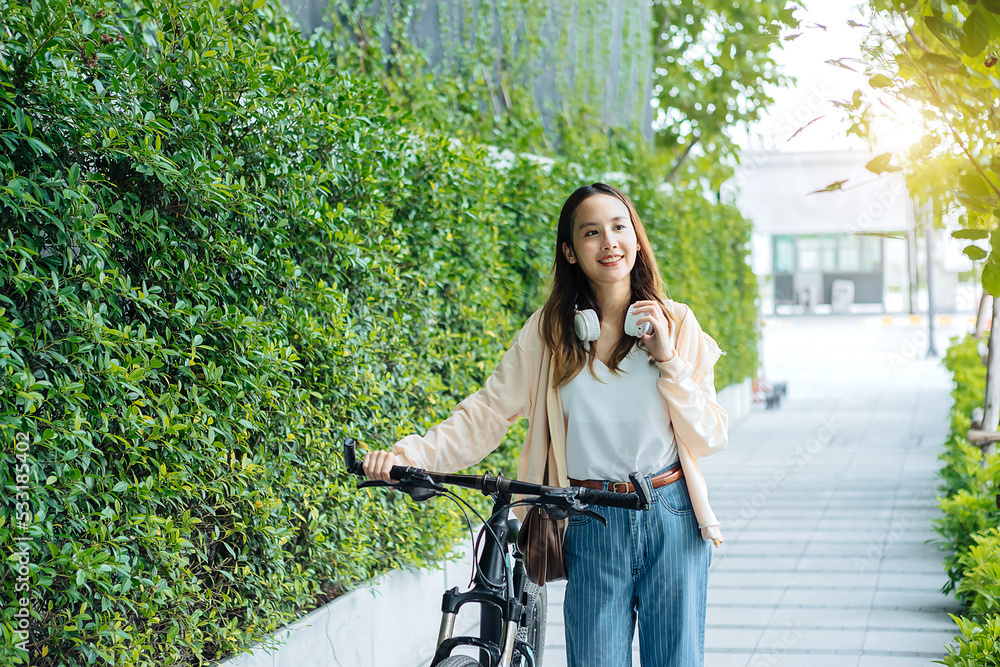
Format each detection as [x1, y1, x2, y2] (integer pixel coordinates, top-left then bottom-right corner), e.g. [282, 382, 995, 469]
[343, 439, 654, 667]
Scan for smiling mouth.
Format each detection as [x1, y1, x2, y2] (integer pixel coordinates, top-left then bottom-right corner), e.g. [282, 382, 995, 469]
[599, 256, 623, 265]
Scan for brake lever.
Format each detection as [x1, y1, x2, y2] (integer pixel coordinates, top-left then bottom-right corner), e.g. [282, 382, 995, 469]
[357, 479, 394, 489]
[527, 491, 608, 526]
[396, 471, 446, 502]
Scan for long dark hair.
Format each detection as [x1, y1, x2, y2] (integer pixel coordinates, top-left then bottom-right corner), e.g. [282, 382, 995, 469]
[540, 183, 675, 386]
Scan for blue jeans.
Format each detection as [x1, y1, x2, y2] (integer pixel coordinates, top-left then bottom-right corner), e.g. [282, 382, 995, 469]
[562, 465, 712, 667]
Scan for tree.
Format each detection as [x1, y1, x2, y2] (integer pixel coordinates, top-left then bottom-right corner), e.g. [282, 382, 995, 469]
[849, 1, 1000, 459]
[650, 0, 799, 186]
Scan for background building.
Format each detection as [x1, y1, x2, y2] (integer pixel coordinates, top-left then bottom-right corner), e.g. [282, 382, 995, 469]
[732, 149, 977, 316]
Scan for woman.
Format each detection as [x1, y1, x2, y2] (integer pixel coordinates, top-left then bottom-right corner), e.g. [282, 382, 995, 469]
[364, 182, 727, 666]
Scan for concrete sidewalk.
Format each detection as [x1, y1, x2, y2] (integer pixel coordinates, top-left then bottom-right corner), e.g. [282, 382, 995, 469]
[426, 313, 971, 666]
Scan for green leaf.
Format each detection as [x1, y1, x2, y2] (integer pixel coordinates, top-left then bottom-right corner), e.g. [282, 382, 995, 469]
[869, 74, 893, 88]
[112, 481, 129, 493]
[953, 229, 990, 240]
[82, 18, 94, 35]
[964, 245, 988, 260]
[962, 171, 994, 199]
[865, 153, 896, 174]
[985, 257, 1000, 296]
[810, 180, 848, 195]
[961, 9, 990, 58]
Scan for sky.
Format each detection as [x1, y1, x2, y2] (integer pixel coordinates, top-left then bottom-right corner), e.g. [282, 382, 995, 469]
[737, 0, 926, 154]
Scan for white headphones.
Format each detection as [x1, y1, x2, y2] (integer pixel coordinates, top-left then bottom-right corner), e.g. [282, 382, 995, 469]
[574, 303, 651, 350]
[573, 308, 601, 349]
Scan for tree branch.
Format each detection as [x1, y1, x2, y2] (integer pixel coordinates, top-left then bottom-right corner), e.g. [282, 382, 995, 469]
[663, 137, 698, 184]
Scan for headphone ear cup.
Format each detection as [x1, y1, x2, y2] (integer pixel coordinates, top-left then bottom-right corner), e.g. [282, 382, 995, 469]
[573, 309, 601, 343]
[624, 304, 652, 338]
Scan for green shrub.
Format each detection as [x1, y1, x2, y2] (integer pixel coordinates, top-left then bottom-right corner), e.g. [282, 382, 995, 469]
[936, 614, 1000, 667]
[0, 1, 531, 663]
[936, 334, 1000, 593]
[956, 529, 1000, 623]
[936, 335, 1000, 661]
[943, 334, 988, 443]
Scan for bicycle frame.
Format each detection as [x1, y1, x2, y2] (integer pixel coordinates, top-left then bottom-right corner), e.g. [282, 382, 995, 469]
[432, 491, 533, 667]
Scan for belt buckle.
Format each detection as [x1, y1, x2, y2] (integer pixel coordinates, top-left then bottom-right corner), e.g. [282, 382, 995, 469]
[610, 481, 631, 494]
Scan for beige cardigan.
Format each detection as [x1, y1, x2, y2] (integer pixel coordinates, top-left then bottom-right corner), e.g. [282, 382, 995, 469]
[392, 299, 728, 545]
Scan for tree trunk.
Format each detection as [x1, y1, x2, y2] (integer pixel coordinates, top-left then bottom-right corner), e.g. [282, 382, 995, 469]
[981, 296, 1000, 461]
[975, 289, 993, 338]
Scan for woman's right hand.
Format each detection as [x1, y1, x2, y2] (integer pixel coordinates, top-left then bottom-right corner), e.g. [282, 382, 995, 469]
[362, 450, 400, 483]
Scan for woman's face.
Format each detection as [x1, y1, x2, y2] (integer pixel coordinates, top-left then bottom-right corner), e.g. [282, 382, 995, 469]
[561, 194, 638, 290]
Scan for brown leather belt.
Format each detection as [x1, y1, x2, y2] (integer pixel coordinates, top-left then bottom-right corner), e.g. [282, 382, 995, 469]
[570, 466, 684, 494]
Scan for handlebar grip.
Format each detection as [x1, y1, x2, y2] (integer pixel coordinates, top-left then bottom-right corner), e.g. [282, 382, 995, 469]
[343, 440, 417, 482]
[344, 438, 365, 476]
[389, 466, 414, 481]
[575, 487, 642, 510]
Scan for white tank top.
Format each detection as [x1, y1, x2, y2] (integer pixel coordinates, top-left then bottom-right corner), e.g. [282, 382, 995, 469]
[561, 345, 678, 481]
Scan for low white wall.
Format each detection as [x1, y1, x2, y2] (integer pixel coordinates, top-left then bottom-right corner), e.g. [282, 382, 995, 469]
[215, 543, 478, 667]
[717, 377, 753, 426]
[216, 379, 752, 667]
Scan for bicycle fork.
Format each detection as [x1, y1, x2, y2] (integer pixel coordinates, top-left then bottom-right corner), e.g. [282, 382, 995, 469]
[431, 494, 530, 667]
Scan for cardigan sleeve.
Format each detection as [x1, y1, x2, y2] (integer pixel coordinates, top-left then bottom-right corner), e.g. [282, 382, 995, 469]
[390, 313, 543, 473]
[654, 305, 728, 460]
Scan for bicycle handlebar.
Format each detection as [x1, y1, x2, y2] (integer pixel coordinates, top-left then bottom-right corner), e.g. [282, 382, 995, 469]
[343, 438, 653, 512]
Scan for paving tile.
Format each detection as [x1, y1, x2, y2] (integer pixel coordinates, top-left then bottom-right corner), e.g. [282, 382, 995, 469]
[707, 605, 777, 627]
[876, 558, 945, 574]
[795, 557, 877, 572]
[871, 590, 961, 612]
[857, 657, 944, 667]
[787, 572, 880, 589]
[715, 541, 808, 558]
[768, 607, 870, 629]
[709, 587, 787, 606]
[876, 572, 949, 591]
[779, 587, 877, 608]
[757, 627, 866, 652]
[705, 652, 751, 667]
[712, 572, 797, 588]
[735, 530, 817, 543]
[706, 628, 766, 650]
[712, 556, 801, 572]
[862, 630, 958, 654]
[866, 609, 957, 632]
[748, 653, 860, 667]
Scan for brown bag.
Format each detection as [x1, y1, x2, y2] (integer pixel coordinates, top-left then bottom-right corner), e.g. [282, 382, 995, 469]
[517, 505, 567, 586]
[516, 457, 567, 586]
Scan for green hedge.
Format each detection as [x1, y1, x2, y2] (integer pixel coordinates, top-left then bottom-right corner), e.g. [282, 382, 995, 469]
[936, 334, 1000, 665]
[0, 0, 758, 664]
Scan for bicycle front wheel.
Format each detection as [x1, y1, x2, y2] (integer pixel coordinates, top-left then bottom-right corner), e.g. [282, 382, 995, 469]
[435, 656, 484, 667]
[515, 582, 547, 666]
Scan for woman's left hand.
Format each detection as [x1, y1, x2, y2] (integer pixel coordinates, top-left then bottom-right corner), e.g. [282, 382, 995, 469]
[631, 300, 676, 362]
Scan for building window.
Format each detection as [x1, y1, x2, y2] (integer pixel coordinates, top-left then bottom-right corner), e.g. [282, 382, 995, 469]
[774, 236, 795, 273]
[797, 236, 821, 272]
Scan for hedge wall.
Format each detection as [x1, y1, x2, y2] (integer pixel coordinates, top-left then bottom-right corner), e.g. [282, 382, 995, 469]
[935, 335, 1000, 665]
[0, 0, 758, 664]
